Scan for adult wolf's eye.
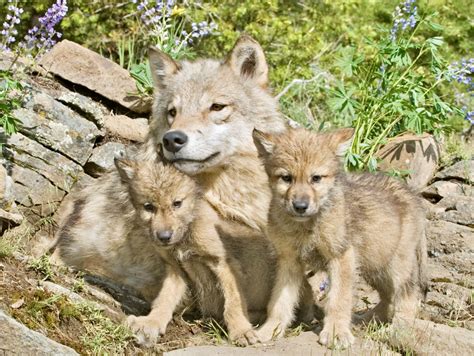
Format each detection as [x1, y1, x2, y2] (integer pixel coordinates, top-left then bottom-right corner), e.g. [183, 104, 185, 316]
[280, 174, 292, 183]
[312, 175, 322, 183]
[144, 202, 156, 212]
[173, 200, 182, 208]
[168, 108, 177, 117]
[210, 103, 226, 111]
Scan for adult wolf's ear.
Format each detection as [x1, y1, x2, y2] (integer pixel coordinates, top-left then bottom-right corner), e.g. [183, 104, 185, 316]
[226, 35, 269, 88]
[252, 129, 275, 158]
[114, 158, 136, 183]
[148, 46, 180, 88]
[329, 128, 355, 157]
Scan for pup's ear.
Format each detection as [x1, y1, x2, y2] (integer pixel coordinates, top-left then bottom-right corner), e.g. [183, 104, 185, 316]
[252, 128, 275, 158]
[114, 158, 136, 183]
[226, 34, 268, 88]
[148, 46, 180, 88]
[329, 128, 354, 157]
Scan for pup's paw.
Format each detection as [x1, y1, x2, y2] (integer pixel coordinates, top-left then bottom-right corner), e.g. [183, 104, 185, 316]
[230, 328, 260, 346]
[125, 315, 166, 347]
[319, 324, 354, 349]
[255, 323, 284, 343]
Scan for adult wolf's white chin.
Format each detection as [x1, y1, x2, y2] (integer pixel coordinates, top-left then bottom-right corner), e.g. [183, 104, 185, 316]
[171, 152, 222, 175]
[173, 161, 206, 175]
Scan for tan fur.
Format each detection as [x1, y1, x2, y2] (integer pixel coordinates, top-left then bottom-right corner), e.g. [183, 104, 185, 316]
[112, 160, 278, 346]
[54, 36, 301, 346]
[253, 128, 428, 348]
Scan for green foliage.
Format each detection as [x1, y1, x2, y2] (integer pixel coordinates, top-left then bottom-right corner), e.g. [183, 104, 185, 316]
[130, 59, 154, 96]
[1, 0, 471, 169]
[28, 255, 54, 281]
[77, 301, 132, 354]
[327, 13, 464, 171]
[0, 70, 23, 136]
[0, 237, 15, 258]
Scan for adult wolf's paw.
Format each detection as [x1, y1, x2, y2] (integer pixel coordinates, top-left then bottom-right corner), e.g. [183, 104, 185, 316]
[319, 324, 354, 349]
[125, 315, 166, 347]
[230, 328, 260, 346]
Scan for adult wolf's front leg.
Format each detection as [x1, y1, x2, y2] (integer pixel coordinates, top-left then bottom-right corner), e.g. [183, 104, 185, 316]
[125, 265, 187, 346]
[256, 255, 305, 342]
[319, 247, 355, 349]
[208, 260, 258, 346]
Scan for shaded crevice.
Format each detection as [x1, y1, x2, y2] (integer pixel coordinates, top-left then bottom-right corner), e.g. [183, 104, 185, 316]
[52, 75, 150, 119]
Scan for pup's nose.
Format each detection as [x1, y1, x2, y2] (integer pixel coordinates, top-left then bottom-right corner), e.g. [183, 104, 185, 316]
[292, 200, 309, 214]
[163, 131, 188, 153]
[157, 230, 173, 243]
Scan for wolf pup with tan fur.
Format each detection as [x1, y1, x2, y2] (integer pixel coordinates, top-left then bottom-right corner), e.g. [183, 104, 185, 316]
[253, 128, 427, 348]
[114, 158, 278, 346]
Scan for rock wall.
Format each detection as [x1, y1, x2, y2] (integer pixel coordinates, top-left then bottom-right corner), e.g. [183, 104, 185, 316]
[0, 41, 150, 234]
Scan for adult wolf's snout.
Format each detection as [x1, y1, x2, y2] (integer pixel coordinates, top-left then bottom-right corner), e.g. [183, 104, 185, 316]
[163, 131, 188, 153]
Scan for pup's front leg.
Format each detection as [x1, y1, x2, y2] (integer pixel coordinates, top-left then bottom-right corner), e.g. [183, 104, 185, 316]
[257, 255, 305, 342]
[126, 265, 187, 347]
[319, 247, 355, 349]
[208, 260, 258, 346]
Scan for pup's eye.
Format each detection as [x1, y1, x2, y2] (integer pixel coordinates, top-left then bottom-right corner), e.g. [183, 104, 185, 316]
[312, 175, 322, 183]
[173, 200, 182, 208]
[280, 174, 292, 183]
[210, 103, 226, 111]
[168, 108, 177, 117]
[144, 202, 156, 212]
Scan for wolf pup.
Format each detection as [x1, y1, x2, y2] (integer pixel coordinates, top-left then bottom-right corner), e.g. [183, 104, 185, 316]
[113, 158, 281, 347]
[253, 128, 427, 348]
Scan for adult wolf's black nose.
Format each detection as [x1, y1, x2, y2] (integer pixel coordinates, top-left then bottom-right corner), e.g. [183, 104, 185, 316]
[157, 230, 173, 243]
[163, 131, 188, 153]
[292, 200, 309, 214]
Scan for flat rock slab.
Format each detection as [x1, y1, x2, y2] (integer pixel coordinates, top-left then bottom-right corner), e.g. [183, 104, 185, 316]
[39, 40, 152, 114]
[104, 114, 149, 142]
[84, 142, 126, 177]
[0, 309, 78, 355]
[3, 132, 83, 192]
[387, 318, 474, 355]
[57, 91, 106, 128]
[10, 164, 65, 207]
[14, 91, 100, 165]
[435, 159, 473, 182]
[165, 332, 398, 356]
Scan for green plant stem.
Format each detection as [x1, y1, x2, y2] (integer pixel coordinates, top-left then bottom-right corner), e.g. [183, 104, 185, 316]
[364, 115, 403, 164]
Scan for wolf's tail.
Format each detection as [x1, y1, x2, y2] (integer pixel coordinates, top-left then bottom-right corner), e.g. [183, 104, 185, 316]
[417, 225, 429, 299]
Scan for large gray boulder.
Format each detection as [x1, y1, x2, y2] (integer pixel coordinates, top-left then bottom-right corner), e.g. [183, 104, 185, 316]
[0, 309, 79, 355]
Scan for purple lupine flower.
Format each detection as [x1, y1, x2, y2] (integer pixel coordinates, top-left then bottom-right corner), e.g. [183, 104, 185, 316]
[0, 0, 24, 52]
[134, 0, 174, 27]
[447, 58, 474, 88]
[465, 111, 474, 125]
[21, 0, 68, 53]
[182, 21, 217, 45]
[448, 58, 474, 124]
[390, 0, 418, 41]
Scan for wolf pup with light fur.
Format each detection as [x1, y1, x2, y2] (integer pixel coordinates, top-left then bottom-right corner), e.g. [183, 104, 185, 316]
[114, 158, 279, 347]
[253, 128, 427, 348]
